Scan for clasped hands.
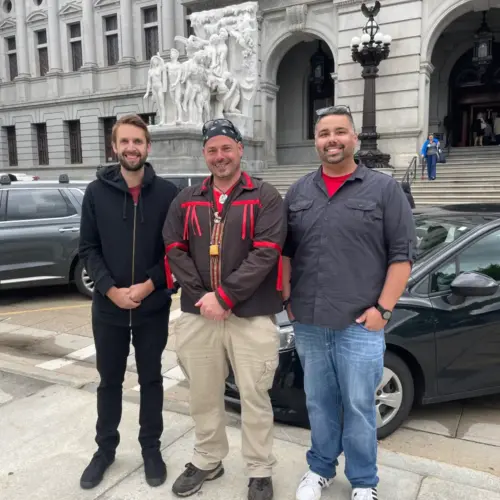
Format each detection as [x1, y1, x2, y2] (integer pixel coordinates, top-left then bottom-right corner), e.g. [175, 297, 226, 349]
[107, 280, 155, 310]
[195, 292, 231, 321]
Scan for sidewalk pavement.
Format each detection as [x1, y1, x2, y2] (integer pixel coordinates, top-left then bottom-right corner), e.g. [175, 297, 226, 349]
[2, 379, 500, 500]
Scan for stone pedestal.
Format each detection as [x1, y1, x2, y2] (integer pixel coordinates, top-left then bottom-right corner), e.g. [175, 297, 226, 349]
[148, 125, 265, 174]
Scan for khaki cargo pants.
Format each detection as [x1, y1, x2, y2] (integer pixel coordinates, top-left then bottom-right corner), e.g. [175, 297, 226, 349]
[174, 312, 279, 477]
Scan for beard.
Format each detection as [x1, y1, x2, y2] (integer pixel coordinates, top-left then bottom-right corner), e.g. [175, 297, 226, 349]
[118, 151, 147, 172]
[319, 145, 346, 165]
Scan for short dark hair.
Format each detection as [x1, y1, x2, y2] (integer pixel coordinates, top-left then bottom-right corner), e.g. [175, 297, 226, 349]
[112, 114, 151, 144]
[315, 105, 356, 132]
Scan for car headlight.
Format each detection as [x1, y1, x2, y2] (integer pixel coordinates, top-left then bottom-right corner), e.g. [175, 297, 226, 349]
[278, 324, 295, 351]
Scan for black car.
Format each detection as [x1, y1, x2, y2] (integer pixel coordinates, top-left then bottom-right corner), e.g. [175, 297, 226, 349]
[225, 203, 500, 439]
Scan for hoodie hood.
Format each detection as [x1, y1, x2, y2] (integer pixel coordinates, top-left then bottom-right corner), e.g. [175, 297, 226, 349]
[97, 162, 156, 221]
[96, 162, 156, 193]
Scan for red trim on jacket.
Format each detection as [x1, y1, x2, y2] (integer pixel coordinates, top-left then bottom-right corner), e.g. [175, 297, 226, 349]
[217, 286, 235, 309]
[164, 242, 188, 289]
[232, 200, 261, 239]
[181, 201, 210, 239]
[253, 241, 283, 291]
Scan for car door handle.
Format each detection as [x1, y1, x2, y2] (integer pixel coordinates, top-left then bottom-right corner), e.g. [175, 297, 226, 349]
[59, 227, 79, 233]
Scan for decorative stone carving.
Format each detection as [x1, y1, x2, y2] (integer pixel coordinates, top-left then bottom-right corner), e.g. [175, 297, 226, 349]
[144, 53, 168, 126]
[59, 1, 83, 17]
[148, 1, 259, 137]
[286, 5, 308, 32]
[0, 17, 16, 33]
[26, 10, 48, 24]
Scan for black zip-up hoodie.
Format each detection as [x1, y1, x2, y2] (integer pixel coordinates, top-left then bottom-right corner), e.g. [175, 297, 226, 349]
[79, 163, 178, 327]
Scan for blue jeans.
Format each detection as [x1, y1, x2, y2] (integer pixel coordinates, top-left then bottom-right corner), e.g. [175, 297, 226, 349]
[294, 322, 385, 488]
[426, 154, 437, 180]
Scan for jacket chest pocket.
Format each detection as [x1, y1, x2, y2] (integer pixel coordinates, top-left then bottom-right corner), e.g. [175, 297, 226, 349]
[343, 199, 382, 225]
[288, 199, 314, 230]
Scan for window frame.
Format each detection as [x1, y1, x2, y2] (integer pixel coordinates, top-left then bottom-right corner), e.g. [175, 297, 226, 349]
[428, 227, 500, 296]
[4, 188, 77, 222]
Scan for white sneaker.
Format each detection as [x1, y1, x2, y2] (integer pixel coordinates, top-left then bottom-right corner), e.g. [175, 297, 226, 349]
[295, 470, 332, 500]
[352, 487, 378, 499]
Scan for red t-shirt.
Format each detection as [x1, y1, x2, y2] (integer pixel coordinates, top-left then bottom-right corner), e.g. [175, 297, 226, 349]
[213, 185, 235, 213]
[129, 185, 141, 204]
[322, 171, 352, 197]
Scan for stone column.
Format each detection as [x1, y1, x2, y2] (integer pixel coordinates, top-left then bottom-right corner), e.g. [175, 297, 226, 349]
[418, 62, 434, 148]
[81, 0, 97, 93]
[46, 115, 67, 166]
[118, 0, 134, 87]
[46, 0, 63, 97]
[261, 81, 279, 165]
[120, 0, 134, 62]
[82, 0, 97, 67]
[162, 0, 175, 54]
[174, 0, 185, 55]
[15, 0, 30, 101]
[47, 0, 62, 72]
[15, 120, 38, 168]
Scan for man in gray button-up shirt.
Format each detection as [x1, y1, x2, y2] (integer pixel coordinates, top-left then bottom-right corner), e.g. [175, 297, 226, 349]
[284, 107, 416, 500]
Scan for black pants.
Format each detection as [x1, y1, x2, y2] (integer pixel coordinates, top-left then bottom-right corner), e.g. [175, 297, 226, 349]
[92, 311, 169, 457]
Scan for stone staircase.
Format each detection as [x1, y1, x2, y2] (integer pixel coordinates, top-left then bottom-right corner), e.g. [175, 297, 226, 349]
[258, 146, 500, 205]
[403, 146, 500, 206]
[257, 164, 318, 197]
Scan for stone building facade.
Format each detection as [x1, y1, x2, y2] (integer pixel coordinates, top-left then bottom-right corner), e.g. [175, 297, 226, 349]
[0, 0, 499, 174]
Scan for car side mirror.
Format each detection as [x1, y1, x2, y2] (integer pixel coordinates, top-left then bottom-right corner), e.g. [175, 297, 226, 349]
[450, 272, 499, 297]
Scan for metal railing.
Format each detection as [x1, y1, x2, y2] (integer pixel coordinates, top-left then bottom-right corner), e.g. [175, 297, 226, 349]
[402, 156, 426, 186]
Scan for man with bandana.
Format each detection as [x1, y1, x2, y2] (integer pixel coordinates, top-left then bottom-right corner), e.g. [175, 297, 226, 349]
[163, 118, 286, 500]
[78, 115, 178, 490]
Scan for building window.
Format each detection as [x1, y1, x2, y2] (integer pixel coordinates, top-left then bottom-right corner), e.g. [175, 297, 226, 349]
[36, 29, 49, 76]
[5, 126, 18, 166]
[186, 8, 195, 37]
[68, 22, 82, 71]
[35, 123, 49, 165]
[139, 113, 155, 125]
[67, 120, 82, 164]
[102, 117, 117, 162]
[143, 6, 158, 60]
[6, 36, 17, 81]
[104, 15, 119, 66]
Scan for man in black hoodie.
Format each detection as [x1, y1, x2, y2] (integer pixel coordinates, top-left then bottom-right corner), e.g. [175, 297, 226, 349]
[78, 114, 178, 490]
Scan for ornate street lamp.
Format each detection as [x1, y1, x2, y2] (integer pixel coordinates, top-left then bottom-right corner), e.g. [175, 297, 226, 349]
[351, 1, 392, 169]
[472, 11, 494, 78]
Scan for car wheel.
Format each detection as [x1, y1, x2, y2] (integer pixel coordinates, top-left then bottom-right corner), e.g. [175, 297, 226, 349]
[376, 351, 414, 440]
[74, 260, 94, 298]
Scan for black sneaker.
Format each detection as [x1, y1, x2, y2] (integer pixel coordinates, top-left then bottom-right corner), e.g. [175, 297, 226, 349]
[143, 450, 167, 487]
[172, 462, 224, 497]
[248, 477, 273, 500]
[80, 451, 115, 489]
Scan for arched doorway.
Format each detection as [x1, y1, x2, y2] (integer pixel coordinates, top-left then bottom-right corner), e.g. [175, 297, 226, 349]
[426, 6, 500, 147]
[449, 43, 500, 146]
[275, 39, 335, 165]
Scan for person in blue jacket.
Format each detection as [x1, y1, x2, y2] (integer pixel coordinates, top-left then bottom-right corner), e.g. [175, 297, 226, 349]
[421, 134, 440, 180]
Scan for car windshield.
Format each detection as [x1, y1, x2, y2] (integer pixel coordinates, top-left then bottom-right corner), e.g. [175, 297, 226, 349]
[414, 216, 476, 261]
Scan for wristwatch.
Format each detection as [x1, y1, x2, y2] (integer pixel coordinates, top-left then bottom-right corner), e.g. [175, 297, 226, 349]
[375, 303, 392, 321]
[283, 298, 291, 309]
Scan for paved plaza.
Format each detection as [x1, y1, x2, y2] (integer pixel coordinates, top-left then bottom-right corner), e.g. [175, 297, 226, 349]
[1, 286, 500, 498]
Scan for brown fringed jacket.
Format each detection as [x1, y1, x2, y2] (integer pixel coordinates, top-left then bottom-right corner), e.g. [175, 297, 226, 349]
[162, 172, 286, 317]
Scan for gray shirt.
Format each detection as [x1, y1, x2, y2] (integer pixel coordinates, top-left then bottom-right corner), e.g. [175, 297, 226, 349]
[283, 164, 416, 330]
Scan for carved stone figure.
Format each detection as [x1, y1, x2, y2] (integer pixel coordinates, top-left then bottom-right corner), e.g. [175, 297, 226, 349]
[166, 48, 183, 124]
[147, 2, 259, 133]
[182, 52, 210, 124]
[144, 53, 167, 125]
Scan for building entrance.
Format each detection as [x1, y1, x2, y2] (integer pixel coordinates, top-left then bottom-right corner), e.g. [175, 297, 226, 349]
[449, 43, 500, 147]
